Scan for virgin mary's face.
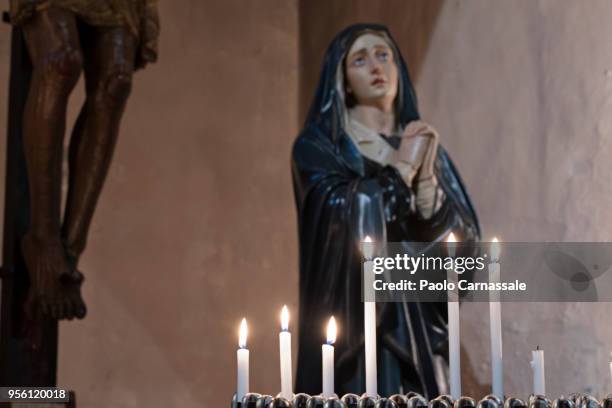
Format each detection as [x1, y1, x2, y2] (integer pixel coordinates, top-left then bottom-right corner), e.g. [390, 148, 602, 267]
[345, 33, 398, 110]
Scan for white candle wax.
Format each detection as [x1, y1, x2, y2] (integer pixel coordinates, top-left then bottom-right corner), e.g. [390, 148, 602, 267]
[447, 232, 461, 399]
[322, 317, 336, 398]
[364, 300, 377, 397]
[448, 300, 461, 398]
[489, 299, 503, 397]
[237, 349, 249, 401]
[279, 306, 293, 399]
[531, 349, 546, 396]
[489, 238, 504, 398]
[322, 344, 334, 397]
[362, 236, 377, 397]
[237, 318, 249, 401]
[364, 260, 377, 397]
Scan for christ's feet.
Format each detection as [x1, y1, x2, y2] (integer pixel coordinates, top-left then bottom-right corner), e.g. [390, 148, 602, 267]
[21, 234, 87, 320]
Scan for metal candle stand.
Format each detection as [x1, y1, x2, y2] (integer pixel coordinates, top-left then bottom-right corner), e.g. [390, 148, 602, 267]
[231, 393, 612, 408]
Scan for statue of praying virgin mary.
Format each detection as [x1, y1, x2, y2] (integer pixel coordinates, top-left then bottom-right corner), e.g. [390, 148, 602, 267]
[291, 23, 480, 398]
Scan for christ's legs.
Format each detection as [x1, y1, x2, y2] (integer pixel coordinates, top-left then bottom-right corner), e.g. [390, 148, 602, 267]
[61, 27, 136, 270]
[21, 7, 85, 320]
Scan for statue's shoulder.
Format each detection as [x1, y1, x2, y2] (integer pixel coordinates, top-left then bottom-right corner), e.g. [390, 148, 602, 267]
[293, 124, 334, 155]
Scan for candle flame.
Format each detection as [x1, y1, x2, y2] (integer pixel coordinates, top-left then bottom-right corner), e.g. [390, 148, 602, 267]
[239, 318, 248, 349]
[447, 232, 456, 243]
[326, 316, 337, 344]
[364, 236, 372, 243]
[281, 305, 289, 331]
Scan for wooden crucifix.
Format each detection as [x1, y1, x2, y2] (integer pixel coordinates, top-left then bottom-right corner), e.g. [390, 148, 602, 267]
[1, 1, 158, 402]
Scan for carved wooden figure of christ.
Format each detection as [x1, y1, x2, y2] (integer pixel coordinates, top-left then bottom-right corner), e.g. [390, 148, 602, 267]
[11, 2, 159, 321]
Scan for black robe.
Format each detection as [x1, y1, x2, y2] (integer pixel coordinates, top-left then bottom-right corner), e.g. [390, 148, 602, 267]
[291, 23, 480, 398]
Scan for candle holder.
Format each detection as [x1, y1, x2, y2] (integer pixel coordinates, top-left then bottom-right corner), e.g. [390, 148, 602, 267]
[528, 395, 552, 408]
[342, 394, 360, 408]
[406, 394, 428, 408]
[570, 396, 584, 408]
[358, 395, 377, 408]
[552, 397, 575, 408]
[477, 398, 499, 408]
[244, 393, 263, 408]
[324, 396, 348, 408]
[269, 396, 293, 408]
[438, 396, 455, 406]
[485, 394, 504, 408]
[380, 397, 402, 408]
[232, 393, 612, 408]
[231, 392, 262, 408]
[292, 393, 310, 408]
[306, 395, 326, 408]
[430, 396, 452, 408]
[454, 396, 476, 408]
[231, 393, 240, 408]
[257, 395, 274, 408]
[389, 394, 408, 408]
[579, 396, 601, 408]
[504, 398, 527, 408]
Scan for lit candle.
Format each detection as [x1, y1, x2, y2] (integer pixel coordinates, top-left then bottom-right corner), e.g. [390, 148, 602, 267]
[279, 305, 293, 399]
[237, 318, 249, 401]
[489, 238, 504, 398]
[322, 316, 336, 398]
[530, 347, 546, 396]
[447, 232, 461, 399]
[362, 236, 377, 397]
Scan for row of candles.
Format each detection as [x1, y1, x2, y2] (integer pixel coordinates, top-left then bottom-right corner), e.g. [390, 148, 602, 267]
[237, 305, 337, 400]
[235, 234, 612, 401]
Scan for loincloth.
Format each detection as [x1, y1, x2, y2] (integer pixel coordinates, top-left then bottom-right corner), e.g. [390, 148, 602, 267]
[9, 0, 159, 68]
